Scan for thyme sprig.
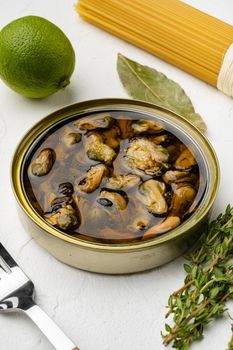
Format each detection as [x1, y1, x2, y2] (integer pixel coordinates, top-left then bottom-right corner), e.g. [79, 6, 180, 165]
[227, 325, 233, 350]
[162, 205, 233, 349]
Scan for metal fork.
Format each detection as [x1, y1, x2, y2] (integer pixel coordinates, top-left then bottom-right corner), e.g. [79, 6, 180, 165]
[0, 243, 79, 350]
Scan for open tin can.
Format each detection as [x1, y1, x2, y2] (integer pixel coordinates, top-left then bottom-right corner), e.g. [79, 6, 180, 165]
[11, 99, 219, 274]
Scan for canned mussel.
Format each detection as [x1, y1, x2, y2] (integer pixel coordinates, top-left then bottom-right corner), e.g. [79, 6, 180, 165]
[23, 109, 207, 244]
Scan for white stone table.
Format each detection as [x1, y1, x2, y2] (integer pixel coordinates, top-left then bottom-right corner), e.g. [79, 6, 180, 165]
[0, 1, 233, 349]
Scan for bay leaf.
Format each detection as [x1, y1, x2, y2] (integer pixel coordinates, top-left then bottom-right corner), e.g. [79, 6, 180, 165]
[117, 53, 207, 132]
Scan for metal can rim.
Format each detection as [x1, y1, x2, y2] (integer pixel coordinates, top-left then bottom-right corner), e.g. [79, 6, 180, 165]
[11, 98, 220, 252]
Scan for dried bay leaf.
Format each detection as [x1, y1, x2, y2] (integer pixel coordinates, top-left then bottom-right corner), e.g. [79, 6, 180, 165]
[117, 54, 207, 132]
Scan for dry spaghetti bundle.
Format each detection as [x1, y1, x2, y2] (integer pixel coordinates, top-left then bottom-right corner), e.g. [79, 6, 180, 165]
[76, 0, 233, 97]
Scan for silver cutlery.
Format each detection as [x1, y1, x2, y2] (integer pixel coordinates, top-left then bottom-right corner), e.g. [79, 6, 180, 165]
[0, 243, 79, 350]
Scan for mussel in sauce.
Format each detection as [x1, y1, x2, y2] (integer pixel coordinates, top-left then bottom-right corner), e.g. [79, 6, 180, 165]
[63, 132, 81, 146]
[74, 114, 113, 130]
[31, 148, 55, 176]
[102, 126, 121, 149]
[58, 182, 74, 196]
[25, 111, 205, 243]
[162, 170, 197, 185]
[174, 148, 197, 169]
[97, 190, 128, 210]
[44, 203, 80, 232]
[106, 174, 140, 190]
[142, 216, 181, 240]
[85, 132, 116, 164]
[138, 179, 168, 215]
[116, 119, 134, 138]
[125, 138, 169, 175]
[169, 184, 197, 218]
[132, 119, 164, 134]
[149, 133, 175, 146]
[76, 164, 108, 193]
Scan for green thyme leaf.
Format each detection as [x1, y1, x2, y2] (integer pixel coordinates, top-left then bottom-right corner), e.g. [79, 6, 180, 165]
[209, 287, 220, 299]
[227, 325, 233, 350]
[117, 53, 207, 132]
[165, 324, 172, 333]
[183, 264, 191, 273]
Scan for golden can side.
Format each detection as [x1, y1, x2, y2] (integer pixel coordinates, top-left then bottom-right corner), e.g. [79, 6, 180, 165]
[20, 205, 208, 274]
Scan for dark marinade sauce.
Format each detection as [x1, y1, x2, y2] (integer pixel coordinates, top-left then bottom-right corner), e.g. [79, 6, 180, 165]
[22, 110, 207, 243]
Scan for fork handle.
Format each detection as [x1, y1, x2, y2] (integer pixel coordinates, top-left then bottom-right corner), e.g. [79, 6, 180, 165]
[24, 302, 79, 350]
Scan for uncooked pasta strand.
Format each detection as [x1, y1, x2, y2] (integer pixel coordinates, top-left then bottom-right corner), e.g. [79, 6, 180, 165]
[76, 0, 233, 91]
[121, 0, 233, 42]
[82, 0, 222, 69]
[78, 5, 217, 84]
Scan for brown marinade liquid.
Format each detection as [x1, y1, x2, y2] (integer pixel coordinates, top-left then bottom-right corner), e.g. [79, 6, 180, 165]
[23, 111, 207, 243]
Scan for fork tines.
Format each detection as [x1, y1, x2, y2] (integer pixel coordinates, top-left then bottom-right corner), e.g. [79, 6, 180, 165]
[0, 243, 16, 272]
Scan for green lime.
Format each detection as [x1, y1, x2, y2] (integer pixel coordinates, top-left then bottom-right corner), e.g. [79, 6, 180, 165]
[0, 16, 75, 98]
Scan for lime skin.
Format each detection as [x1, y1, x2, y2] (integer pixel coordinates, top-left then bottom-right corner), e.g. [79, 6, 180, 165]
[0, 16, 75, 98]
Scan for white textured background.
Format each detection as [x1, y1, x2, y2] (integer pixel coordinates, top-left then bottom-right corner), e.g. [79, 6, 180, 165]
[0, 1, 233, 349]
